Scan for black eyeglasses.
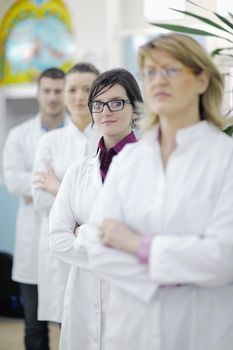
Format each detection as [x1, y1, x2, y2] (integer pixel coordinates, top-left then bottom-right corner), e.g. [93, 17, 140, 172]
[88, 99, 131, 113]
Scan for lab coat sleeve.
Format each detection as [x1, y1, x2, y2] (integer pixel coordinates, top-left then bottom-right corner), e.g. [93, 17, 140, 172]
[32, 135, 55, 212]
[86, 157, 158, 303]
[3, 129, 32, 196]
[49, 165, 89, 268]
[149, 154, 233, 286]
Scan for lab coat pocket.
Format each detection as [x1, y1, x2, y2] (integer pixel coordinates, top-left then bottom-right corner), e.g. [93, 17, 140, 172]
[187, 197, 215, 235]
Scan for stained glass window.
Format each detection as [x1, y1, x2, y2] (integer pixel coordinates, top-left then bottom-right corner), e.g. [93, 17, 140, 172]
[0, 0, 76, 85]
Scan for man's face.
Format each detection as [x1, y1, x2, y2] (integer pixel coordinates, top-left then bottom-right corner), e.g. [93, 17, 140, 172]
[37, 77, 65, 117]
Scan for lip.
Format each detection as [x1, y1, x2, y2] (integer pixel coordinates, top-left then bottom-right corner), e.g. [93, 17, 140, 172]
[155, 92, 171, 98]
[101, 120, 116, 125]
[48, 102, 58, 108]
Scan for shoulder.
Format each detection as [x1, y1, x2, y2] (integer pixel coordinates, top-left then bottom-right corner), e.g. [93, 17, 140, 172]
[5, 117, 39, 147]
[103, 141, 146, 184]
[64, 155, 93, 180]
[208, 123, 233, 152]
[39, 126, 62, 143]
[8, 116, 38, 137]
[111, 139, 146, 166]
[38, 124, 70, 146]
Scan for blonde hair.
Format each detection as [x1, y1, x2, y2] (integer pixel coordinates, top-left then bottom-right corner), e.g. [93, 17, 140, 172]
[138, 33, 227, 130]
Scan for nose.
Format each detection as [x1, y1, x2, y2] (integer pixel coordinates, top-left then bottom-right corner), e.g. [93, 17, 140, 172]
[49, 91, 59, 100]
[149, 73, 167, 87]
[75, 90, 85, 100]
[157, 71, 168, 81]
[101, 104, 112, 115]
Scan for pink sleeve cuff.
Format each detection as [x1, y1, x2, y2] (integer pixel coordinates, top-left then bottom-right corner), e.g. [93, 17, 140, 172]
[135, 236, 153, 264]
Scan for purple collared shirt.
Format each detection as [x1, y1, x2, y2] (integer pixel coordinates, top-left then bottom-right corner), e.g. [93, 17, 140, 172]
[135, 236, 153, 264]
[98, 131, 137, 182]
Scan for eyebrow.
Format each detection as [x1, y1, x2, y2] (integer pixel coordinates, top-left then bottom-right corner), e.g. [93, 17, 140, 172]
[144, 62, 181, 69]
[94, 96, 126, 101]
[67, 84, 91, 88]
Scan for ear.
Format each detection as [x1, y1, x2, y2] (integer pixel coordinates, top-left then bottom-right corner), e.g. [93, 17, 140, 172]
[36, 89, 40, 102]
[197, 71, 210, 95]
[130, 118, 136, 129]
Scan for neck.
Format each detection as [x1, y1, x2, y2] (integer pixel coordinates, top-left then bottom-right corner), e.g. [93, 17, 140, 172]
[103, 129, 132, 151]
[159, 111, 200, 168]
[41, 112, 64, 130]
[72, 115, 91, 132]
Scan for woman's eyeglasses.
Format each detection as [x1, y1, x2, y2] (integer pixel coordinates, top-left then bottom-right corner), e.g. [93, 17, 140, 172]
[88, 99, 131, 113]
[140, 67, 194, 81]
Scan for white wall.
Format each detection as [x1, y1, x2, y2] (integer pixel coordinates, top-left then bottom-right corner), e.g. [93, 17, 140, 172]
[0, 0, 229, 69]
[65, 0, 108, 70]
[64, 0, 148, 70]
[64, 0, 231, 68]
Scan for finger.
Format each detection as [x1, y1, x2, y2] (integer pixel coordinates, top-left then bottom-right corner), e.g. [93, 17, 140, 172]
[46, 162, 54, 174]
[33, 183, 46, 190]
[35, 171, 47, 178]
[33, 179, 44, 185]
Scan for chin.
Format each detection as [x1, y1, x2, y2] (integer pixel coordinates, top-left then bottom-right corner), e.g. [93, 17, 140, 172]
[48, 110, 61, 117]
[100, 128, 116, 136]
[102, 130, 115, 136]
[154, 107, 171, 116]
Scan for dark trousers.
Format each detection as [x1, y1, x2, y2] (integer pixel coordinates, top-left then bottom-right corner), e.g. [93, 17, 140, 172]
[20, 283, 49, 350]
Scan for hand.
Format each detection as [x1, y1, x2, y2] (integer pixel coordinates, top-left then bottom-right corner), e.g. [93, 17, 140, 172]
[98, 219, 141, 255]
[33, 162, 61, 196]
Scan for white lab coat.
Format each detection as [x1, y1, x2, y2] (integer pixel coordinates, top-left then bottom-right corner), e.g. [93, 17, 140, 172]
[49, 154, 110, 350]
[32, 122, 99, 322]
[84, 121, 233, 350]
[3, 115, 48, 283]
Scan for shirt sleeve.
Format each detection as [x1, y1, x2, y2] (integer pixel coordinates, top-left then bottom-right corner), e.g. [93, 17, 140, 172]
[86, 157, 158, 303]
[49, 165, 90, 268]
[149, 154, 233, 286]
[32, 135, 55, 213]
[135, 236, 153, 264]
[3, 129, 32, 197]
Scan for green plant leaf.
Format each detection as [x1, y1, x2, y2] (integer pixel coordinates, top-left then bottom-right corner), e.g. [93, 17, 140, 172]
[214, 13, 233, 30]
[212, 52, 233, 58]
[150, 23, 233, 43]
[169, 8, 232, 34]
[186, 0, 209, 11]
[211, 47, 233, 55]
[223, 124, 233, 136]
[150, 1, 233, 58]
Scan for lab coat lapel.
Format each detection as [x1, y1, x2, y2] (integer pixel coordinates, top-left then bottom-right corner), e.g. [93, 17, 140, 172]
[88, 152, 102, 191]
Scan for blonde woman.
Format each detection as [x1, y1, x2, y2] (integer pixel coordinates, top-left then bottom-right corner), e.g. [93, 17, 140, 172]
[84, 34, 233, 350]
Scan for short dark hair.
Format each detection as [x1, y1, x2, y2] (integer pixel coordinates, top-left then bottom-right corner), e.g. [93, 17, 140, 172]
[88, 68, 143, 115]
[37, 67, 65, 85]
[66, 62, 100, 77]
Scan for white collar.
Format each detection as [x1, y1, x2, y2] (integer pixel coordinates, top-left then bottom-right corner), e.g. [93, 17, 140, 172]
[143, 120, 212, 146]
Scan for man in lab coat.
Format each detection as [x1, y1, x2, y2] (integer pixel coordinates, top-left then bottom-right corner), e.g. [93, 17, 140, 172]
[3, 67, 67, 350]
